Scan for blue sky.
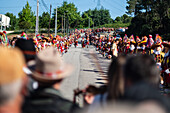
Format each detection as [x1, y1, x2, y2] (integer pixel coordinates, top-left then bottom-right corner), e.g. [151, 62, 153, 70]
[0, 0, 127, 19]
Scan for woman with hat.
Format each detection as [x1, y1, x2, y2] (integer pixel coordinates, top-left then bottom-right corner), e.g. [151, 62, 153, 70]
[22, 47, 79, 113]
[161, 42, 170, 86]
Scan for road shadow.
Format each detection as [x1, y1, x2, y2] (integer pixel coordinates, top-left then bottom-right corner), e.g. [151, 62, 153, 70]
[95, 81, 106, 85]
[82, 69, 107, 74]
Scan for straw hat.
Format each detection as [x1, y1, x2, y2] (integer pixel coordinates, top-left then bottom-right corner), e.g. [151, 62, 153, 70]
[0, 47, 25, 85]
[31, 47, 73, 83]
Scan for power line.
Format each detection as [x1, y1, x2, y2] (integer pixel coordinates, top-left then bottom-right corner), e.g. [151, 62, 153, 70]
[103, 2, 125, 13]
[111, 0, 125, 8]
[41, 0, 50, 13]
[0, 5, 37, 8]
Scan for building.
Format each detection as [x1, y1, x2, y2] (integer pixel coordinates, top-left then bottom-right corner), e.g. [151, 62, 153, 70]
[0, 14, 10, 31]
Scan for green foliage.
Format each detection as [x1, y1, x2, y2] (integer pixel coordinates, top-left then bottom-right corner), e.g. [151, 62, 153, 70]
[83, 7, 113, 27]
[99, 23, 130, 28]
[82, 13, 94, 27]
[114, 14, 132, 23]
[7, 1, 130, 31]
[18, 1, 35, 30]
[51, 1, 83, 29]
[39, 12, 50, 28]
[126, 0, 170, 39]
[5, 12, 18, 30]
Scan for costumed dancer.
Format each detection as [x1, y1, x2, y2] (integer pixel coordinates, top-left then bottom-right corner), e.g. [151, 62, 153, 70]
[74, 38, 78, 48]
[161, 42, 170, 86]
[21, 32, 28, 40]
[129, 35, 136, 55]
[86, 36, 90, 48]
[146, 34, 154, 55]
[2, 31, 9, 46]
[82, 37, 85, 48]
[140, 36, 148, 54]
[136, 36, 141, 53]
[124, 39, 130, 55]
[151, 34, 164, 70]
[106, 38, 112, 59]
[112, 37, 119, 57]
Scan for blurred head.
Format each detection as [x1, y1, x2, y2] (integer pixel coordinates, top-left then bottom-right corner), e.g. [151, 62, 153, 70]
[123, 55, 160, 87]
[15, 39, 36, 63]
[84, 85, 99, 105]
[31, 47, 73, 88]
[115, 40, 119, 44]
[0, 80, 22, 106]
[0, 47, 26, 112]
[164, 47, 169, 53]
[107, 55, 124, 101]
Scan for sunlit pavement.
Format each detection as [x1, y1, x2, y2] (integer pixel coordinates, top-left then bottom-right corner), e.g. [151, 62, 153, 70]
[60, 43, 111, 103]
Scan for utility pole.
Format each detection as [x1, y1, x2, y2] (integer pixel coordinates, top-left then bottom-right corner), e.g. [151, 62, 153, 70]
[64, 12, 65, 36]
[48, 4, 52, 36]
[88, 18, 90, 28]
[66, 15, 68, 37]
[35, 0, 39, 36]
[62, 15, 63, 33]
[67, 14, 69, 37]
[55, 7, 57, 37]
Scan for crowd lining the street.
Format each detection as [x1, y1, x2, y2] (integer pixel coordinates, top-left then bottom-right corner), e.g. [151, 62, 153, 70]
[0, 28, 170, 113]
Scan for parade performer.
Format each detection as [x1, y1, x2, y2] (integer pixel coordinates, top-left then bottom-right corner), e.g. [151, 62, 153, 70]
[106, 38, 112, 59]
[146, 34, 154, 54]
[161, 42, 170, 86]
[139, 36, 148, 54]
[129, 35, 136, 54]
[82, 37, 85, 48]
[86, 37, 90, 48]
[74, 38, 78, 48]
[112, 37, 119, 57]
[36, 34, 42, 40]
[21, 32, 28, 40]
[151, 34, 164, 70]
[136, 36, 141, 53]
[3, 31, 9, 46]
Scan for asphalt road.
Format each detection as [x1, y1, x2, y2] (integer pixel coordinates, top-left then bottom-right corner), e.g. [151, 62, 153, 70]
[60, 43, 111, 103]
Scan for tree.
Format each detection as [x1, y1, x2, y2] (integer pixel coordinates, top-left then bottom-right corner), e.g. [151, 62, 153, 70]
[5, 12, 18, 30]
[82, 13, 94, 27]
[51, 1, 83, 29]
[114, 14, 132, 23]
[39, 12, 50, 28]
[83, 7, 113, 27]
[18, 1, 35, 30]
[114, 16, 122, 22]
[126, 0, 170, 39]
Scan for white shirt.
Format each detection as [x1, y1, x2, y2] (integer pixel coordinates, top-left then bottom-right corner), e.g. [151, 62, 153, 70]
[112, 43, 118, 57]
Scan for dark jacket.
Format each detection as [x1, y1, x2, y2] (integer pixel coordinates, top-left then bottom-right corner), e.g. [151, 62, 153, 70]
[22, 87, 79, 113]
[122, 82, 170, 113]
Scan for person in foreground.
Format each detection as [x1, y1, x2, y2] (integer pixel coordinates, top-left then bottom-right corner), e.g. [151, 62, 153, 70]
[22, 47, 79, 113]
[0, 47, 26, 113]
[122, 55, 170, 112]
